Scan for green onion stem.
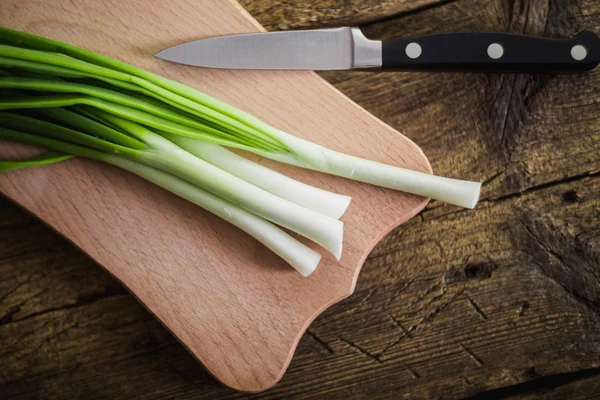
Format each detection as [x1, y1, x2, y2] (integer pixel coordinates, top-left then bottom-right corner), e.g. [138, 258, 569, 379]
[0, 125, 321, 276]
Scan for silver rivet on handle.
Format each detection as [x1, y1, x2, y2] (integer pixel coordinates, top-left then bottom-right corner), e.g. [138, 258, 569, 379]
[571, 45, 588, 61]
[405, 42, 422, 59]
[487, 43, 504, 59]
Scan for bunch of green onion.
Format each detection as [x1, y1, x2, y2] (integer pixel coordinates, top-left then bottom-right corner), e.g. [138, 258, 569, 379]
[0, 27, 481, 276]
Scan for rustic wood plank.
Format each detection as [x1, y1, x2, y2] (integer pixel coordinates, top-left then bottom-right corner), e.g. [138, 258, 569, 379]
[237, 0, 450, 30]
[508, 369, 600, 400]
[2, 0, 600, 398]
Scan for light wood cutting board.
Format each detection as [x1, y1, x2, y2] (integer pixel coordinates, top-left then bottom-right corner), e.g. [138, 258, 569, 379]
[0, 0, 431, 392]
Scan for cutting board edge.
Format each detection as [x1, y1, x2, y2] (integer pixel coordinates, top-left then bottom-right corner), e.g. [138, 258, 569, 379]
[245, 196, 432, 392]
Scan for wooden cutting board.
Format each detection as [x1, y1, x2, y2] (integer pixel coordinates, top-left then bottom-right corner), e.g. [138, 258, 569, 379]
[0, 0, 431, 392]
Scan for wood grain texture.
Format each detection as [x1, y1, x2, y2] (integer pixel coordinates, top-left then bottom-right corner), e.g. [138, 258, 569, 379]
[0, 0, 431, 393]
[2, 0, 600, 398]
[237, 0, 448, 30]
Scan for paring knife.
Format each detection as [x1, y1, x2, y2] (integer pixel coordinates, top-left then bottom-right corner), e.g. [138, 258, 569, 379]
[155, 27, 600, 72]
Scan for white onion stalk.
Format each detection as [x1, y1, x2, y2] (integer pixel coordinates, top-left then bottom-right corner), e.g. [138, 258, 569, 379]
[106, 156, 321, 276]
[0, 118, 324, 275]
[87, 112, 345, 260]
[257, 131, 481, 209]
[164, 135, 352, 219]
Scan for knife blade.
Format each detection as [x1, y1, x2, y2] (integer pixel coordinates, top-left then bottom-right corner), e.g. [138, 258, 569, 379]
[155, 27, 600, 73]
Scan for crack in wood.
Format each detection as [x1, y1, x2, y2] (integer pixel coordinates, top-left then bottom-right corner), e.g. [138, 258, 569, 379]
[378, 290, 464, 359]
[522, 0, 532, 35]
[507, 0, 516, 30]
[520, 226, 600, 317]
[542, 0, 553, 34]
[420, 205, 474, 223]
[521, 219, 600, 293]
[0, 272, 37, 305]
[13, 320, 76, 363]
[461, 366, 600, 400]
[119, 342, 179, 362]
[387, 313, 413, 339]
[0, 305, 20, 325]
[357, 286, 378, 308]
[376, 331, 411, 361]
[0, 287, 48, 325]
[403, 285, 448, 319]
[554, 100, 600, 109]
[464, 293, 488, 320]
[404, 361, 421, 380]
[480, 169, 507, 188]
[498, 75, 519, 151]
[168, 365, 204, 390]
[479, 161, 529, 191]
[338, 336, 381, 363]
[0, 286, 128, 327]
[460, 343, 484, 366]
[306, 329, 334, 354]
[383, 279, 415, 308]
[522, 224, 566, 266]
[408, 281, 443, 308]
[480, 170, 600, 205]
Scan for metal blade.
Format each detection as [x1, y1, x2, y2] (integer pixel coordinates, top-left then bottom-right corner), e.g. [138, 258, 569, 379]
[155, 27, 381, 70]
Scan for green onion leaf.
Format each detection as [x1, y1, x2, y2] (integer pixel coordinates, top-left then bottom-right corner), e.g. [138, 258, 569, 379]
[0, 150, 73, 172]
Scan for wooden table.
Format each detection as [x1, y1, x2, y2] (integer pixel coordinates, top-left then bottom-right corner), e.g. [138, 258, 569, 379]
[1, 0, 599, 398]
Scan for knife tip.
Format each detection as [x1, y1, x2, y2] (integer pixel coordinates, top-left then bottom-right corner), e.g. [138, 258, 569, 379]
[154, 49, 167, 60]
[154, 47, 178, 62]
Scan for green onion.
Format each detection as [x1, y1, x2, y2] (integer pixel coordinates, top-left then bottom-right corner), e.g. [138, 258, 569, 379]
[0, 126, 321, 276]
[0, 26, 482, 275]
[162, 135, 352, 219]
[0, 111, 345, 260]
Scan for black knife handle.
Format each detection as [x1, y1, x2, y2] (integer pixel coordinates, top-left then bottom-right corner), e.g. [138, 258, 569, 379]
[381, 31, 600, 72]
